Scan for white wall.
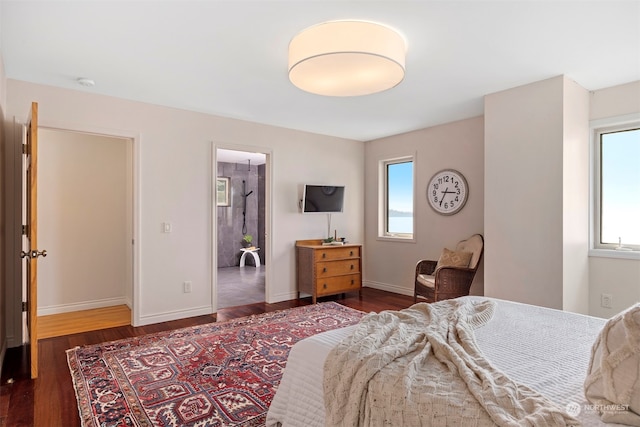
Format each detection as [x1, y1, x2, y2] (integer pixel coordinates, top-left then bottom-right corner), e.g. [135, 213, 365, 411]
[562, 79, 590, 314]
[3, 75, 638, 334]
[37, 129, 132, 315]
[590, 81, 640, 120]
[485, 76, 566, 309]
[6, 79, 364, 327]
[364, 116, 485, 296]
[0, 55, 23, 351]
[484, 75, 590, 313]
[364, 78, 637, 317]
[588, 81, 640, 318]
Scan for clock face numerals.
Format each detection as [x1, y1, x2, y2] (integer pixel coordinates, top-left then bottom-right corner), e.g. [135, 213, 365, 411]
[427, 169, 468, 215]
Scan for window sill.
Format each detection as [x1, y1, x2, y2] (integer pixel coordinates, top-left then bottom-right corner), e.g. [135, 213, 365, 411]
[377, 235, 416, 243]
[589, 249, 640, 260]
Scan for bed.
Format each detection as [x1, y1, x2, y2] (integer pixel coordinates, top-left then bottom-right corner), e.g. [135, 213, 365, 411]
[266, 296, 625, 426]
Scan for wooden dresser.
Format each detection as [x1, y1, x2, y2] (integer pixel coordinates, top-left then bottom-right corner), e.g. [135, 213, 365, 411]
[295, 239, 362, 303]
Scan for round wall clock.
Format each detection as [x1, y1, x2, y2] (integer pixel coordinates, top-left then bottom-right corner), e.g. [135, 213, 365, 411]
[427, 169, 468, 215]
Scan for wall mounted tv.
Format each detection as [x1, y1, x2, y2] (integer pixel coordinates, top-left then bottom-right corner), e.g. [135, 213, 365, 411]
[302, 185, 345, 213]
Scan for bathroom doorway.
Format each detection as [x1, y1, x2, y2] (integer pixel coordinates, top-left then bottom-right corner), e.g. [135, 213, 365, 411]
[216, 148, 267, 309]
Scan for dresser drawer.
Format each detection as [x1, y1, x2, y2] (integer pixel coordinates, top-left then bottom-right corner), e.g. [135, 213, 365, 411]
[314, 246, 360, 262]
[316, 274, 361, 296]
[317, 259, 360, 277]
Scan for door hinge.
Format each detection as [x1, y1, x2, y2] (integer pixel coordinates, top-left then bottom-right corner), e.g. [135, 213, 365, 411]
[22, 225, 28, 236]
[22, 143, 29, 155]
[22, 301, 27, 312]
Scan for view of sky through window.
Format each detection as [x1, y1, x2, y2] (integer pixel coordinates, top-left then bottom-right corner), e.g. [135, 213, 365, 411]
[387, 161, 413, 234]
[601, 128, 640, 246]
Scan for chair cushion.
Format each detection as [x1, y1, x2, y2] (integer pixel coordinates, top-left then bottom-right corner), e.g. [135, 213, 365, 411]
[585, 303, 640, 425]
[416, 274, 435, 288]
[455, 234, 483, 268]
[435, 247, 472, 271]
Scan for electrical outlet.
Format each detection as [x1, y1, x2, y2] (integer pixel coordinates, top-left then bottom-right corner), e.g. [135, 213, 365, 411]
[162, 222, 172, 233]
[601, 293, 612, 309]
[183, 281, 192, 293]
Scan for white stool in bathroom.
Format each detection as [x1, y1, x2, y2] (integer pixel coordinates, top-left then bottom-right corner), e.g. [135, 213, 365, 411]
[239, 248, 261, 267]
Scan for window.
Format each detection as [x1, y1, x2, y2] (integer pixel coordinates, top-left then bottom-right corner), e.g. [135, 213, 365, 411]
[380, 157, 414, 239]
[593, 119, 640, 251]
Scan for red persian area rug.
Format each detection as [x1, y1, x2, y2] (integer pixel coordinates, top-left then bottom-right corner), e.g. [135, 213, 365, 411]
[67, 302, 364, 427]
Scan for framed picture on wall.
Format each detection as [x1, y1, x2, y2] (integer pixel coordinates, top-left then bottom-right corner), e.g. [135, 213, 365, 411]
[217, 177, 230, 206]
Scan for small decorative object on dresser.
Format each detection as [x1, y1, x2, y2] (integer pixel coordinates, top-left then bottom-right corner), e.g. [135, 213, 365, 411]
[296, 239, 362, 304]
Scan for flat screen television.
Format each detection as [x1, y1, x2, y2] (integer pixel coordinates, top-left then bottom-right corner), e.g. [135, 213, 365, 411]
[302, 185, 345, 213]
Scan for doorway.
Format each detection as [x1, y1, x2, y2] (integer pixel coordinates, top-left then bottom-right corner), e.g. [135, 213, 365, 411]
[35, 128, 133, 333]
[216, 148, 267, 309]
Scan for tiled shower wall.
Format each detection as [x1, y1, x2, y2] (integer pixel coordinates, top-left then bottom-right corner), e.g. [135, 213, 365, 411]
[217, 162, 265, 267]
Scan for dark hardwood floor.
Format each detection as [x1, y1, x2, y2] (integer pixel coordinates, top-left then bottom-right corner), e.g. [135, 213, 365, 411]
[0, 288, 414, 427]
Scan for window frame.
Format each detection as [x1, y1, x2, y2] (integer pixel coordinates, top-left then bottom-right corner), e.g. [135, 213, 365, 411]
[378, 155, 416, 242]
[590, 113, 640, 258]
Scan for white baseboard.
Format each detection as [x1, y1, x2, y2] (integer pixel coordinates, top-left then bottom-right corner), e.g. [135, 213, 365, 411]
[363, 280, 414, 297]
[135, 305, 213, 327]
[38, 296, 129, 316]
[267, 291, 299, 304]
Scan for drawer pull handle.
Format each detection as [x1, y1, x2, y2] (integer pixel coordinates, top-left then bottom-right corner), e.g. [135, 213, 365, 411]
[322, 253, 326, 258]
[323, 267, 327, 273]
[350, 264, 354, 270]
[350, 251, 353, 256]
[351, 279, 354, 285]
[323, 283, 327, 289]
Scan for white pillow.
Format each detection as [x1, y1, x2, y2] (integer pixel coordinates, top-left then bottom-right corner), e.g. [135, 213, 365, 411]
[584, 303, 640, 425]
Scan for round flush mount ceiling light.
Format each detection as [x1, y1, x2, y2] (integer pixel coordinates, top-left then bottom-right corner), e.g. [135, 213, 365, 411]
[76, 77, 95, 87]
[288, 20, 406, 97]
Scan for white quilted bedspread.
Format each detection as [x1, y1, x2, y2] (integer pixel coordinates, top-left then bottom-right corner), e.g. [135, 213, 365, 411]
[266, 297, 613, 427]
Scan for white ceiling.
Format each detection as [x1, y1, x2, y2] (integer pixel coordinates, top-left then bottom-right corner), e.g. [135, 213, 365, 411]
[1, 1, 639, 142]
